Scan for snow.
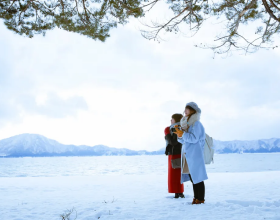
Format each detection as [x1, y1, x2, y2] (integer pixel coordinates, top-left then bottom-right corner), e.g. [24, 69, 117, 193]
[0, 134, 73, 154]
[214, 138, 280, 153]
[2, 134, 280, 157]
[1, 154, 280, 220]
[0, 134, 160, 157]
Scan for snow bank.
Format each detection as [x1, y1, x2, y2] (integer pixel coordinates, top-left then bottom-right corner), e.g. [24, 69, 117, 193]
[0, 172, 280, 220]
[1, 154, 280, 219]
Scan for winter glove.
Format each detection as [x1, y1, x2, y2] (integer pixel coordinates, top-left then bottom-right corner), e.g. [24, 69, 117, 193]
[164, 127, 170, 135]
[173, 125, 184, 138]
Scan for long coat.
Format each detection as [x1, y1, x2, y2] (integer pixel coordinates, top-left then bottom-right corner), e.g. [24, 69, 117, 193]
[165, 132, 184, 193]
[178, 121, 208, 184]
[167, 154, 184, 193]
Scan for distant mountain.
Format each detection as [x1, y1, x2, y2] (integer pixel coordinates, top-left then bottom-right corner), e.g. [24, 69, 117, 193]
[0, 134, 165, 157]
[214, 138, 280, 153]
[1, 134, 279, 157]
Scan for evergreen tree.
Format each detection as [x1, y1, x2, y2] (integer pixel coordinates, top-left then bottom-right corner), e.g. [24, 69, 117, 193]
[1, 0, 279, 54]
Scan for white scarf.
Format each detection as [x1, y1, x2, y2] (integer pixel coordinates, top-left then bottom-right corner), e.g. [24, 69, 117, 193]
[180, 113, 201, 131]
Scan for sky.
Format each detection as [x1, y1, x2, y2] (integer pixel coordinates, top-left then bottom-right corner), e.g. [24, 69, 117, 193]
[0, 6, 280, 151]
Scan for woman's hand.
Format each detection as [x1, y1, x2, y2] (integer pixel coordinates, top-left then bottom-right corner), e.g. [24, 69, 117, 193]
[173, 125, 184, 138]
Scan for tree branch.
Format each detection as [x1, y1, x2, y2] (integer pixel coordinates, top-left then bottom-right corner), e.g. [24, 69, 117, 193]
[262, 0, 280, 21]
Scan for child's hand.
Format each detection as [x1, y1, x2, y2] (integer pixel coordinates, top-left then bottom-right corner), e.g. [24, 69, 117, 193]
[173, 125, 183, 138]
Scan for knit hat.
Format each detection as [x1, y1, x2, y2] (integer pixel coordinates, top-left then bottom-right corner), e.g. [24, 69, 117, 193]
[172, 113, 183, 123]
[185, 102, 201, 113]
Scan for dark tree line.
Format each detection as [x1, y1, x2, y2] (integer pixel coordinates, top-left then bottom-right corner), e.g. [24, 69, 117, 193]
[1, 0, 279, 54]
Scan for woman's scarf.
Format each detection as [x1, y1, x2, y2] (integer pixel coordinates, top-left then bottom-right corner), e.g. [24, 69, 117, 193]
[180, 113, 201, 131]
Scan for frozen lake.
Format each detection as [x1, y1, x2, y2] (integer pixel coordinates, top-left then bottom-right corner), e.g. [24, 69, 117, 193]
[0, 153, 280, 177]
[1, 154, 280, 220]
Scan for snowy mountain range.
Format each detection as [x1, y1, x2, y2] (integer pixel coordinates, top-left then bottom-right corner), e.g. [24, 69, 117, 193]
[0, 134, 279, 157]
[0, 134, 164, 157]
[214, 138, 280, 153]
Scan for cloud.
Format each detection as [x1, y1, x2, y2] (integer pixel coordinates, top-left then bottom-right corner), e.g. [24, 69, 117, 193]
[0, 86, 88, 126]
[0, 17, 280, 150]
[23, 92, 88, 118]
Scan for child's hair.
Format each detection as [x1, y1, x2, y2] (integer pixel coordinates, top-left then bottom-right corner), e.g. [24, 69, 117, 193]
[172, 113, 183, 123]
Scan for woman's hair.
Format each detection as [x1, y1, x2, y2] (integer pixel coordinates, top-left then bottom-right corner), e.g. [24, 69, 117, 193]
[185, 106, 197, 132]
[172, 113, 183, 123]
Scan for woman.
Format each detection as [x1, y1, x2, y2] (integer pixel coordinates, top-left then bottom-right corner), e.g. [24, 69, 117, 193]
[174, 102, 208, 204]
[164, 113, 184, 199]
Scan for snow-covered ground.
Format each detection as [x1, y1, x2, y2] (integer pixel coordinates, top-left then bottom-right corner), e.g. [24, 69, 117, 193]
[1, 154, 280, 220]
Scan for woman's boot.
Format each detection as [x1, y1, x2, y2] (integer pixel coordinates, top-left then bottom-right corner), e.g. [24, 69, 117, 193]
[191, 198, 196, 204]
[193, 199, 205, 204]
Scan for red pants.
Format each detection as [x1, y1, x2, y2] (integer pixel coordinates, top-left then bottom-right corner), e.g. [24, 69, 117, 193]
[168, 154, 184, 193]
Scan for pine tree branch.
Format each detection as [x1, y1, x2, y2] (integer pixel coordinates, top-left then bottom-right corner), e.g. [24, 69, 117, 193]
[262, 0, 280, 21]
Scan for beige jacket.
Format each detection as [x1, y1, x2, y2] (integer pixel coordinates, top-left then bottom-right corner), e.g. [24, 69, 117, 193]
[182, 152, 189, 174]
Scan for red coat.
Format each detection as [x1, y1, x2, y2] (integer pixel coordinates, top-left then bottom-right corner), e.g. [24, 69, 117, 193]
[168, 154, 184, 193]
